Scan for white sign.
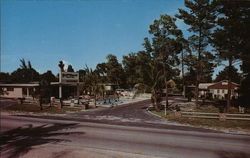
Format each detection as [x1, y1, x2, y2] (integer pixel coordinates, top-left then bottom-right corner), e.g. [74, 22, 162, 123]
[105, 85, 112, 91]
[61, 72, 79, 83]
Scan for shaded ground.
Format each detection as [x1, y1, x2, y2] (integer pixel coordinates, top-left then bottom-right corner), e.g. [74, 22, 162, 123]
[0, 123, 84, 158]
[2, 103, 83, 114]
[2, 115, 250, 158]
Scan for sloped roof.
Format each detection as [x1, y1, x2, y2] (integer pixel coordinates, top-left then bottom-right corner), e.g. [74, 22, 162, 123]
[199, 83, 213, 89]
[0, 83, 39, 87]
[208, 80, 239, 90]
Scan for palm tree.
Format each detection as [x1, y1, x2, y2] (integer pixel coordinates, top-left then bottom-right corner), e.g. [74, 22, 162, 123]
[58, 61, 64, 72]
[82, 66, 104, 108]
[135, 60, 165, 111]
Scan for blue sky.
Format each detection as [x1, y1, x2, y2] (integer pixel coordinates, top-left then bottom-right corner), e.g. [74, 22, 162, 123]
[1, 0, 225, 78]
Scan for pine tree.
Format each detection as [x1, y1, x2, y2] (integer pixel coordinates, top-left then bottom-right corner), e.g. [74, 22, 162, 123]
[212, 0, 250, 110]
[176, 0, 217, 107]
[147, 14, 182, 110]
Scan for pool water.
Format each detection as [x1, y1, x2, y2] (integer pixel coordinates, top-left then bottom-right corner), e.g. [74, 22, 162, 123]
[97, 98, 131, 105]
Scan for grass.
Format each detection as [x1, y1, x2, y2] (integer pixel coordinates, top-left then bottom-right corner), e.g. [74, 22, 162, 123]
[151, 110, 250, 131]
[197, 104, 250, 114]
[2, 103, 83, 114]
[195, 105, 219, 113]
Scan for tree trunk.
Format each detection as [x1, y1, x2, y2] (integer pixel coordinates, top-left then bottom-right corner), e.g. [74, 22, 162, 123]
[165, 78, 169, 108]
[195, 59, 200, 107]
[94, 94, 97, 108]
[151, 90, 158, 111]
[195, 25, 202, 108]
[39, 96, 43, 110]
[60, 98, 63, 109]
[226, 59, 232, 112]
[163, 59, 168, 113]
[181, 50, 185, 97]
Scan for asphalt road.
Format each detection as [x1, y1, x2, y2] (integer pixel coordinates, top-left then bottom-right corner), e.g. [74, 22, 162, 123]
[1, 114, 250, 158]
[0, 99, 17, 108]
[1, 96, 250, 158]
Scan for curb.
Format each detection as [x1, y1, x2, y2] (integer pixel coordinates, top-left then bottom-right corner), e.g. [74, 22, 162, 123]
[146, 108, 250, 135]
[146, 107, 163, 119]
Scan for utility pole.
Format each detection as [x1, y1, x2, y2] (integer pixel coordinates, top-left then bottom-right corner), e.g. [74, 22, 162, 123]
[163, 60, 168, 116]
[181, 49, 185, 98]
[59, 70, 62, 99]
[58, 61, 64, 109]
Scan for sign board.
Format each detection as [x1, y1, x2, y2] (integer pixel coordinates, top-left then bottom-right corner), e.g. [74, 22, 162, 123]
[105, 85, 112, 91]
[61, 72, 79, 83]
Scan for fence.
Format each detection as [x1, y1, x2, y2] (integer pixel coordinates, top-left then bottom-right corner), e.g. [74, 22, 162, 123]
[179, 111, 250, 121]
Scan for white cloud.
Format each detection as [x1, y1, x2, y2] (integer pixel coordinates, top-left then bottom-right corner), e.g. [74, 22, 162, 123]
[62, 60, 72, 71]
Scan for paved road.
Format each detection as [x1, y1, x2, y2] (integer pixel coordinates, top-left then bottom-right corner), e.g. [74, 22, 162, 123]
[69, 99, 162, 122]
[17, 97, 217, 132]
[1, 114, 250, 158]
[0, 99, 17, 108]
[1, 96, 250, 158]
[69, 96, 187, 122]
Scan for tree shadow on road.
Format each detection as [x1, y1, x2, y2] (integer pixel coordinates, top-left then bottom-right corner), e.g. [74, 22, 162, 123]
[216, 151, 250, 158]
[0, 123, 85, 158]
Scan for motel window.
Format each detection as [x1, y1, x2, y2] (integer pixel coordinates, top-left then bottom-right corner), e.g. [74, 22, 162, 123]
[7, 87, 14, 91]
[217, 90, 220, 93]
[222, 90, 224, 93]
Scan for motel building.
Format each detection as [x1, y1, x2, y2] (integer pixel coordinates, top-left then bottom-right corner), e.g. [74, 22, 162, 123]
[0, 83, 39, 99]
[199, 80, 239, 99]
[0, 72, 81, 104]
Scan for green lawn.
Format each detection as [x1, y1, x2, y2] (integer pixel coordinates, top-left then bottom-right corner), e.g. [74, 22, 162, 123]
[151, 110, 250, 131]
[2, 103, 83, 114]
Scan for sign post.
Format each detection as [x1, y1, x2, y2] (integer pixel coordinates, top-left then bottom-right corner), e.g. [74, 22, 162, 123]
[59, 71, 62, 99]
[59, 72, 79, 102]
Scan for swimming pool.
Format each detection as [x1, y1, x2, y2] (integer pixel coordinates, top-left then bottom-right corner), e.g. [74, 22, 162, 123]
[97, 98, 131, 105]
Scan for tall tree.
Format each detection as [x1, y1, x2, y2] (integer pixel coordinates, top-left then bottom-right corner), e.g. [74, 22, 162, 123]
[105, 54, 126, 88]
[19, 58, 28, 69]
[122, 51, 151, 89]
[179, 37, 191, 96]
[40, 70, 57, 83]
[36, 79, 50, 110]
[81, 66, 105, 107]
[67, 65, 74, 72]
[11, 59, 40, 83]
[0, 72, 11, 83]
[212, 0, 250, 109]
[215, 66, 241, 84]
[123, 52, 139, 88]
[95, 63, 108, 84]
[148, 14, 182, 108]
[176, 0, 217, 107]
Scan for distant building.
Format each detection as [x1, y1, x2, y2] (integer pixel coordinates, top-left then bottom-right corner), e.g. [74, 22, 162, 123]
[0, 83, 39, 99]
[199, 80, 239, 99]
[199, 83, 213, 98]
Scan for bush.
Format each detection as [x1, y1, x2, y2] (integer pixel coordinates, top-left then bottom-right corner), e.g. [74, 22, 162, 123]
[159, 104, 164, 110]
[175, 105, 181, 111]
[42, 97, 50, 104]
[214, 100, 226, 113]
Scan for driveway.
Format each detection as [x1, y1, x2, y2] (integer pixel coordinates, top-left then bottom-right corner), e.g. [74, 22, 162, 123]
[69, 99, 161, 123]
[63, 96, 217, 133]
